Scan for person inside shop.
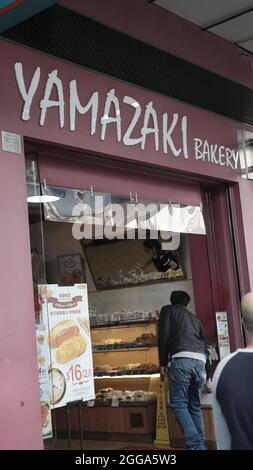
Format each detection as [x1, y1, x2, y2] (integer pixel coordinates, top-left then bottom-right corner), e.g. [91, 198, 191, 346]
[136, 239, 179, 272]
[212, 292, 253, 450]
[158, 290, 209, 450]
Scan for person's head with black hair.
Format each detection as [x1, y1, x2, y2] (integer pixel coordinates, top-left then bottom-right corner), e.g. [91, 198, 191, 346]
[143, 239, 161, 256]
[170, 290, 190, 307]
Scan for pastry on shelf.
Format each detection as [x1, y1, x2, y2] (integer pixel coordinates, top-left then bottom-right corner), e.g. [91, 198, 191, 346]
[93, 338, 125, 350]
[107, 389, 122, 399]
[132, 390, 148, 401]
[95, 388, 157, 404]
[102, 339, 123, 345]
[109, 365, 118, 371]
[125, 363, 140, 370]
[144, 363, 160, 372]
[106, 389, 125, 401]
[122, 391, 135, 402]
[137, 363, 146, 369]
[135, 332, 157, 346]
[134, 363, 159, 373]
[96, 387, 113, 401]
[93, 364, 111, 373]
[97, 387, 113, 394]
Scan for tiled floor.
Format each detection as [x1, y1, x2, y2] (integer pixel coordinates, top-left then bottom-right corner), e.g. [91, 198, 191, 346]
[45, 439, 170, 450]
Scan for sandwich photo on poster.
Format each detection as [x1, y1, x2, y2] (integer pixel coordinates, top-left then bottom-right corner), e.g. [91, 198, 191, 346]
[39, 284, 95, 408]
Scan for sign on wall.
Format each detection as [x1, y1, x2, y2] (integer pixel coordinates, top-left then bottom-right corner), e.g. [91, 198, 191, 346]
[1, 130, 22, 154]
[0, 40, 243, 182]
[39, 283, 95, 408]
[14, 62, 239, 170]
[215, 311, 231, 360]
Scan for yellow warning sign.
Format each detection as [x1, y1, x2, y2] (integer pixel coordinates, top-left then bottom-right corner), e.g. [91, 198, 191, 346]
[154, 378, 170, 447]
[157, 411, 166, 421]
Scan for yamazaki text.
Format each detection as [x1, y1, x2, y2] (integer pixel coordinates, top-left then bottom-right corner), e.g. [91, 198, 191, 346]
[14, 62, 239, 170]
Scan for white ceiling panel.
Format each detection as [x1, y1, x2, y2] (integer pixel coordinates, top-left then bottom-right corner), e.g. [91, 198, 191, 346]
[155, 0, 253, 28]
[211, 10, 253, 43]
[240, 38, 253, 52]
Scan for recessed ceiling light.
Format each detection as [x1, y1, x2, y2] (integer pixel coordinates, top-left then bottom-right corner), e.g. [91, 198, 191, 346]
[27, 195, 60, 203]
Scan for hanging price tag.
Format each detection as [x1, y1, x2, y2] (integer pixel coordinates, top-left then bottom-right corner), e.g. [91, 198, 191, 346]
[87, 400, 95, 407]
[111, 399, 119, 407]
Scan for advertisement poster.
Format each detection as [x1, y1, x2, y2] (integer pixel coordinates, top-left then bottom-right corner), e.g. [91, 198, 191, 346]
[36, 324, 53, 439]
[39, 284, 95, 408]
[57, 254, 85, 285]
[216, 311, 231, 360]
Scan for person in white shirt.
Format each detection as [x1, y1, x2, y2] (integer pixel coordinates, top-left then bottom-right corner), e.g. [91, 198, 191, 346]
[212, 292, 253, 450]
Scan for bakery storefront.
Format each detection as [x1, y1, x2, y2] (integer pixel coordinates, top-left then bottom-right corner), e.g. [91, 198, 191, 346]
[0, 39, 251, 450]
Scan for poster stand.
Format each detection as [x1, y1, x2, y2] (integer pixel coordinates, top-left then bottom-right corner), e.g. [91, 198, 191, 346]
[65, 400, 84, 450]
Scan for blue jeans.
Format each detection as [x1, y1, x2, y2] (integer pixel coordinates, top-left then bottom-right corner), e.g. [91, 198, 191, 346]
[169, 357, 207, 450]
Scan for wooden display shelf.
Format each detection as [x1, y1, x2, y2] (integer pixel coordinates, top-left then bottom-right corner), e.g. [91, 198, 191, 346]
[53, 402, 156, 437]
[84, 400, 156, 407]
[94, 373, 160, 393]
[92, 346, 158, 367]
[52, 402, 216, 447]
[94, 369, 159, 377]
[91, 320, 157, 329]
[87, 315, 160, 442]
[93, 346, 151, 353]
[91, 322, 157, 344]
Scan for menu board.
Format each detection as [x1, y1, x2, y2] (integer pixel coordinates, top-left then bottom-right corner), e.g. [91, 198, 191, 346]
[39, 284, 95, 408]
[216, 311, 231, 360]
[36, 324, 53, 439]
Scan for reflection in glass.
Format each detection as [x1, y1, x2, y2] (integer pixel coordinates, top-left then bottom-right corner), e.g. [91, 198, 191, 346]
[238, 129, 253, 180]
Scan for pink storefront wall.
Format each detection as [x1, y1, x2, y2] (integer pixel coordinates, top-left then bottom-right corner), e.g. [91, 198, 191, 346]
[0, 146, 43, 449]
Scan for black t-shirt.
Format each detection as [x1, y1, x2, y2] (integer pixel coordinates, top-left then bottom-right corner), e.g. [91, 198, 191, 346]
[152, 250, 179, 272]
[213, 350, 253, 449]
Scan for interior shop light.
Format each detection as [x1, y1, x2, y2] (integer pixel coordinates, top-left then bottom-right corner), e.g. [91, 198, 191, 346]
[27, 179, 60, 203]
[26, 161, 60, 203]
[27, 194, 60, 203]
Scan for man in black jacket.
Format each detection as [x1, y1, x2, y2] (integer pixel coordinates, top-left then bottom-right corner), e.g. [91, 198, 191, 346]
[158, 290, 208, 450]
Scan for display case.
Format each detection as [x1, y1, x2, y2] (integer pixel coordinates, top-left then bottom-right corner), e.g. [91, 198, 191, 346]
[53, 318, 160, 441]
[92, 320, 159, 377]
[52, 319, 216, 446]
[91, 319, 160, 438]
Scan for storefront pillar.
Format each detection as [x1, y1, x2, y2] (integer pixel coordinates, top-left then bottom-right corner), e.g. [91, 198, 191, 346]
[0, 140, 43, 449]
[239, 180, 253, 290]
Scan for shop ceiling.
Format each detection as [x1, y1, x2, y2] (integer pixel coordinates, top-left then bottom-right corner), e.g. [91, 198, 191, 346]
[154, 0, 253, 54]
[2, 1, 253, 54]
[2, 1, 253, 59]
